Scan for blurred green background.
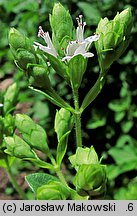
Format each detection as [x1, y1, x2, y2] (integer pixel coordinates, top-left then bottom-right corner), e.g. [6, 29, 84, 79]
[0, 0, 137, 199]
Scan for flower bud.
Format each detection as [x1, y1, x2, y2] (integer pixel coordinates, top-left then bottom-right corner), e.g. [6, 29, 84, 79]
[4, 135, 37, 159]
[55, 108, 73, 141]
[16, 49, 36, 70]
[9, 28, 37, 71]
[27, 64, 73, 111]
[49, 3, 73, 52]
[95, 8, 133, 71]
[9, 28, 35, 54]
[15, 114, 49, 154]
[55, 108, 73, 166]
[114, 8, 132, 37]
[27, 64, 52, 91]
[69, 146, 99, 171]
[73, 164, 106, 196]
[37, 181, 70, 200]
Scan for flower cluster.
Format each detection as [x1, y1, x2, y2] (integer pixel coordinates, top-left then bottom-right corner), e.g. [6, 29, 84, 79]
[34, 15, 99, 62]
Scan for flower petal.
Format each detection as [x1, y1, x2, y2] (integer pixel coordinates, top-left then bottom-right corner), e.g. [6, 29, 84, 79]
[83, 52, 94, 58]
[34, 42, 57, 57]
[46, 32, 58, 55]
[74, 43, 87, 55]
[85, 34, 100, 43]
[66, 41, 79, 56]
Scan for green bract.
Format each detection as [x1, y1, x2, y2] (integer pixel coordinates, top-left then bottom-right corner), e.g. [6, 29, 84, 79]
[9, 28, 36, 70]
[49, 3, 73, 53]
[16, 49, 36, 70]
[69, 146, 99, 170]
[55, 108, 73, 166]
[4, 135, 37, 159]
[55, 108, 72, 141]
[68, 54, 87, 90]
[73, 164, 106, 196]
[9, 28, 35, 54]
[37, 181, 70, 200]
[15, 114, 49, 154]
[95, 8, 133, 71]
[27, 64, 51, 90]
[44, 53, 70, 83]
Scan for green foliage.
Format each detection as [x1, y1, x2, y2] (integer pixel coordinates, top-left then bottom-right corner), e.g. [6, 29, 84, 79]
[77, 2, 101, 25]
[86, 109, 106, 129]
[3, 83, 19, 114]
[108, 142, 137, 173]
[114, 179, 137, 200]
[25, 173, 59, 193]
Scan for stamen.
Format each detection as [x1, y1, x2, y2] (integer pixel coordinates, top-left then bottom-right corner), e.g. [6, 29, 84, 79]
[76, 15, 86, 28]
[38, 26, 46, 38]
[76, 17, 79, 26]
[79, 15, 83, 26]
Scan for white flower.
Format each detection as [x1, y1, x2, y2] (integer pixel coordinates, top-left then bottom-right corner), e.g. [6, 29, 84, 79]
[62, 15, 99, 62]
[0, 103, 3, 108]
[34, 16, 99, 62]
[34, 26, 58, 57]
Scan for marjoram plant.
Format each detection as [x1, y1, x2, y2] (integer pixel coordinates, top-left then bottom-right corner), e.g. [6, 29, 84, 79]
[3, 3, 132, 200]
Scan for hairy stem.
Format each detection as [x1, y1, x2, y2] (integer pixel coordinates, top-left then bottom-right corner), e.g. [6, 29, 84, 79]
[56, 169, 68, 186]
[72, 87, 82, 148]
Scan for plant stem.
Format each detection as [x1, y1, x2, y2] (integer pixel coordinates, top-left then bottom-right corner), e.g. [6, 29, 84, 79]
[72, 87, 82, 147]
[56, 169, 68, 186]
[5, 158, 27, 200]
[48, 152, 68, 186]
